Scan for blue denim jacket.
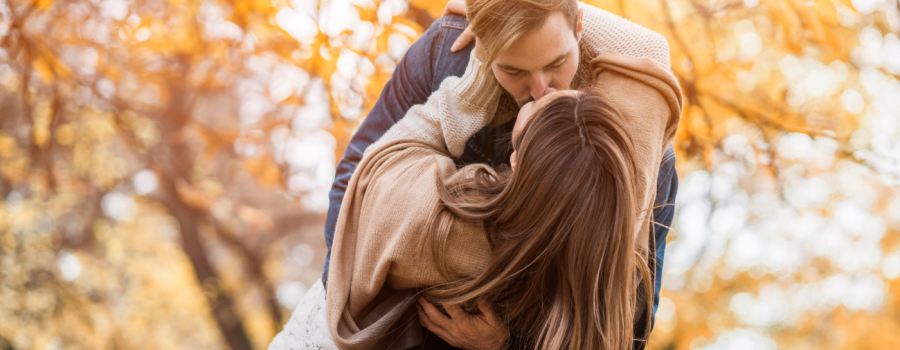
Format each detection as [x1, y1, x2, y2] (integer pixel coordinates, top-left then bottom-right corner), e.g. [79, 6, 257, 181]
[322, 15, 678, 346]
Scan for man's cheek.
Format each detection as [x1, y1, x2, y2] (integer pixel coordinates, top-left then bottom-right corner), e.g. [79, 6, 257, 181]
[496, 76, 529, 101]
[558, 66, 578, 89]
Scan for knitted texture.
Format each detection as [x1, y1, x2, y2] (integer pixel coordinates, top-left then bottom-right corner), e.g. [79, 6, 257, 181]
[371, 52, 504, 158]
[327, 55, 499, 348]
[327, 138, 493, 349]
[268, 279, 337, 350]
[581, 5, 671, 67]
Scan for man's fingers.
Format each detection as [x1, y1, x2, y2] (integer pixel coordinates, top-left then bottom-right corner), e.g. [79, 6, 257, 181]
[417, 304, 454, 341]
[444, 1, 474, 53]
[441, 1, 466, 17]
[478, 299, 501, 328]
[416, 304, 437, 330]
[418, 298, 451, 328]
[444, 303, 467, 320]
[418, 302, 463, 348]
[451, 26, 475, 52]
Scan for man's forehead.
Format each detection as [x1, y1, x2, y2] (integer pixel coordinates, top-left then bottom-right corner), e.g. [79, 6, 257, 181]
[493, 13, 577, 70]
[496, 52, 568, 71]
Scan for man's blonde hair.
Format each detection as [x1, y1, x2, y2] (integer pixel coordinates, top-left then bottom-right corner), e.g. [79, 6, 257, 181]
[466, 0, 579, 74]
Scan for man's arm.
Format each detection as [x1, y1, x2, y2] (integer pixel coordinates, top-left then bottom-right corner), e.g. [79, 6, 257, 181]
[322, 16, 474, 287]
[650, 145, 678, 329]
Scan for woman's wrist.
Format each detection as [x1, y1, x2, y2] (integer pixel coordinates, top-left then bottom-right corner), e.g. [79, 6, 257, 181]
[454, 52, 504, 112]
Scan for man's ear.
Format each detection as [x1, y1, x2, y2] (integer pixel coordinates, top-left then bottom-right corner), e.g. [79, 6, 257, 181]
[575, 9, 584, 41]
[474, 37, 486, 61]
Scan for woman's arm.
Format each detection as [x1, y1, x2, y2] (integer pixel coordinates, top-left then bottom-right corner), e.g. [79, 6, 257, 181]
[326, 51, 502, 350]
[321, 17, 472, 288]
[367, 51, 504, 159]
[589, 51, 682, 258]
[579, 3, 671, 69]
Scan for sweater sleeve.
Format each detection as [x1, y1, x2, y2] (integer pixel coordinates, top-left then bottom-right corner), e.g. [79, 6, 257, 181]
[579, 3, 671, 68]
[326, 55, 502, 347]
[367, 51, 505, 158]
[590, 53, 681, 153]
[589, 51, 682, 258]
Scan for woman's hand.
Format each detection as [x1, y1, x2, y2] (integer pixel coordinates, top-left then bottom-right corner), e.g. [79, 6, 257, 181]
[417, 297, 509, 350]
[442, 0, 475, 52]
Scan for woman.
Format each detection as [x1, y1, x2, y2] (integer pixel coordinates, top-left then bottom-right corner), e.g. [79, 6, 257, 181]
[271, 48, 681, 350]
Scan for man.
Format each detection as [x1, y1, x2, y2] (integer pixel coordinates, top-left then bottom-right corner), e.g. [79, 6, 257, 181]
[321, 0, 678, 348]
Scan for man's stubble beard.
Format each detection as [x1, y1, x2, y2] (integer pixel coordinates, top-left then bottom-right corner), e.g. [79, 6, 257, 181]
[516, 94, 534, 108]
[502, 89, 533, 109]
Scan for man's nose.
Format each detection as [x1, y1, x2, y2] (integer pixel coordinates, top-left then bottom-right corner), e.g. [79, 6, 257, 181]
[529, 73, 550, 100]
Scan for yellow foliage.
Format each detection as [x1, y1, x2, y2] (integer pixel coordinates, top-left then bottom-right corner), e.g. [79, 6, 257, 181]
[583, 0, 623, 16]
[122, 110, 161, 147]
[408, 0, 449, 19]
[55, 124, 75, 146]
[32, 102, 53, 148]
[0, 133, 18, 159]
[176, 180, 214, 209]
[236, 205, 274, 232]
[32, 59, 55, 83]
[243, 157, 283, 188]
[28, 0, 52, 10]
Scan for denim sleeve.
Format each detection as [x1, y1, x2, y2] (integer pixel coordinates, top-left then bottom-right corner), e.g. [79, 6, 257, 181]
[321, 18, 457, 287]
[650, 144, 678, 330]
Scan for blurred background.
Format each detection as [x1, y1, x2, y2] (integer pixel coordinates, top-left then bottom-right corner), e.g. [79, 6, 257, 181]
[0, 0, 899, 348]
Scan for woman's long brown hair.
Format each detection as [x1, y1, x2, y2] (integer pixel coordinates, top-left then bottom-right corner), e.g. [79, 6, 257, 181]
[420, 89, 654, 350]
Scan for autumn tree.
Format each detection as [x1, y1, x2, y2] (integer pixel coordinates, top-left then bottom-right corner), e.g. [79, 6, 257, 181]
[0, 0, 419, 347]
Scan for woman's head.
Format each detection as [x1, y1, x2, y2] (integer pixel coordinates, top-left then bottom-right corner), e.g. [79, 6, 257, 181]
[422, 89, 654, 349]
[509, 88, 571, 171]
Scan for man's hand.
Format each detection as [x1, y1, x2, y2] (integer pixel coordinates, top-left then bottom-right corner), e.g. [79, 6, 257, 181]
[417, 297, 509, 350]
[442, 1, 475, 52]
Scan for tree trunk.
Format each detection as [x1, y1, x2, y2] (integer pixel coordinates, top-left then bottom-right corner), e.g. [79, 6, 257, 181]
[158, 169, 254, 350]
[151, 68, 254, 350]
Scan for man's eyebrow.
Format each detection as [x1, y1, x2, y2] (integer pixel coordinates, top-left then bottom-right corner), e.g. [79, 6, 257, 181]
[497, 53, 568, 71]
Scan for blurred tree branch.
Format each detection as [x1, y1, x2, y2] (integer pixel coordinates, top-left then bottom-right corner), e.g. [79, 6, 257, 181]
[406, 4, 435, 29]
